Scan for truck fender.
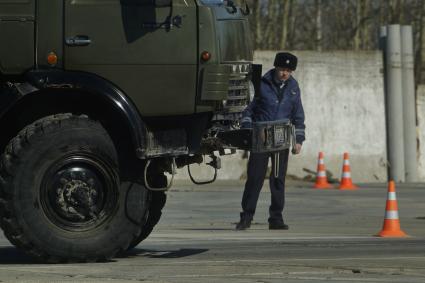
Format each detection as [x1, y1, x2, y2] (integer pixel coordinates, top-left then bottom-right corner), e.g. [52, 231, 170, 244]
[24, 69, 148, 158]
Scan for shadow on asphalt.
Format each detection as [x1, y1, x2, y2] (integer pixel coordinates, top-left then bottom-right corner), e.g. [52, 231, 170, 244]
[0, 246, 209, 263]
[0, 247, 117, 264]
[125, 248, 209, 259]
[0, 247, 38, 264]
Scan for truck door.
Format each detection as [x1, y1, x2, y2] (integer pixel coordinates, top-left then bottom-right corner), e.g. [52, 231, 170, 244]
[64, 0, 197, 116]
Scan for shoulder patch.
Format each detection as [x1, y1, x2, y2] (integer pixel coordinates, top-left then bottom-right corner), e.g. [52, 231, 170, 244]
[290, 88, 299, 95]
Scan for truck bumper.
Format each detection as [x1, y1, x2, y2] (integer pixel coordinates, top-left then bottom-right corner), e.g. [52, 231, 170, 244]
[217, 120, 294, 153]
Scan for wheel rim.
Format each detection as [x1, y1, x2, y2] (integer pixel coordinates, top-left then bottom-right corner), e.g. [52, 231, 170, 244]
[40, 153, 118, 232]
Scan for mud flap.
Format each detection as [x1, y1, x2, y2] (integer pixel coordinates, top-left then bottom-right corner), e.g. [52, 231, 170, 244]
[123, 182, 149, 226]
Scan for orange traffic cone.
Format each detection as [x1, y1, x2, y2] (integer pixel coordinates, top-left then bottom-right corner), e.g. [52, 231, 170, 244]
[376, 181, 408, 237]
[339, 152, 357, 190]
[314, 152, 332, 189]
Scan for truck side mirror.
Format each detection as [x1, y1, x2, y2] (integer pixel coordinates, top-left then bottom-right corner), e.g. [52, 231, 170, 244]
[251, 64, 262, 97]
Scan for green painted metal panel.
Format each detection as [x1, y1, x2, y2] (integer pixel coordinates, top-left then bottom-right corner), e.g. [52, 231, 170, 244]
[0, 0, 35, 74]
[198, 6, 218, 65]
[0, 0, 35, 20]
[217, 19, 253, 62]
[201, 65, 231, 100]
[64, 0, 198, 116]
[36, 0, 63, 68]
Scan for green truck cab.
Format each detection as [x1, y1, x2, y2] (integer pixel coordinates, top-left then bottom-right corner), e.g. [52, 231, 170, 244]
[0, 0, 257, 262]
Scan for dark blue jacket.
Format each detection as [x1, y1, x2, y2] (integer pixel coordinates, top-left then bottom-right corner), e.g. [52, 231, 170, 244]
[241, 69, 306, 144]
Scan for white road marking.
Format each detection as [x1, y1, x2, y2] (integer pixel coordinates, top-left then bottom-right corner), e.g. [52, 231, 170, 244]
[1, 256, 422, 270]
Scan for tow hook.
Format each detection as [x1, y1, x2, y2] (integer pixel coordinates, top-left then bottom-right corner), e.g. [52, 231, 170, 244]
[144, 158, 176, 192]
[207, 154, 221, 170]
[188, 154, 221, 185]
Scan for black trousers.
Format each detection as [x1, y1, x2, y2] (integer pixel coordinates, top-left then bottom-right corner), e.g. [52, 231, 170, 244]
[241, 149, 289, 223]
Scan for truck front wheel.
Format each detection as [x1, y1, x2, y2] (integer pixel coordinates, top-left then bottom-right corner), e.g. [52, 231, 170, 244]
[128, 189, 166, 250]
[0, 114, 146, 262]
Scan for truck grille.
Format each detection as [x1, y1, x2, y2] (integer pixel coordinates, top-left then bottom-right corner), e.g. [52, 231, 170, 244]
[211, 63, 250, 122]
[223, 63, 250, 113]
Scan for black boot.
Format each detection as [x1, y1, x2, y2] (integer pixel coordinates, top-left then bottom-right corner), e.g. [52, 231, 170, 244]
[269, 221, 289, 230]
[236, 213, 252, 230]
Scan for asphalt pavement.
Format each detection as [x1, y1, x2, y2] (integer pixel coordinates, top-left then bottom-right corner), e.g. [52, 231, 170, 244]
[0, 180, 424, 282]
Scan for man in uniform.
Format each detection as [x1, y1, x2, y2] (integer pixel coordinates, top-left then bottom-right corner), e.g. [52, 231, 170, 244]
[236, 52, 305, 230]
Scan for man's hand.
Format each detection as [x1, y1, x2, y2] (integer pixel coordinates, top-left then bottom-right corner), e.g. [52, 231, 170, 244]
[292, 143, 302, 155]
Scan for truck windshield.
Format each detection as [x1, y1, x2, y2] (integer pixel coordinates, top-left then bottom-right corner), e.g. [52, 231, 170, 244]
[200, 0, 224, 5]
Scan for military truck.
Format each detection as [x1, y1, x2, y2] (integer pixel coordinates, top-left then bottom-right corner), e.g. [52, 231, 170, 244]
[0, 0, 293, 262]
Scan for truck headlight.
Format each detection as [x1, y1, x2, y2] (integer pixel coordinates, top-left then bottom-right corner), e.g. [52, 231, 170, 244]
[248, 81, 255, 102]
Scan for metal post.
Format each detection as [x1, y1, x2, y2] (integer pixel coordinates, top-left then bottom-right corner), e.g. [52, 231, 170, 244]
[379, 26, 387, 50]
[380, 26, 390, 182]
[401, 25, 418, 182]
[386, 25, 405, 182]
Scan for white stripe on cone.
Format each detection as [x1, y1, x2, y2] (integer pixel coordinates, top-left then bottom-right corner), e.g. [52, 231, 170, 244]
[387, 192, 397, 200]
[342, 172, 351, 178]
[343, 160, 350, 165]
[317, 171, 326, 177]
[385, 210, 399, 220]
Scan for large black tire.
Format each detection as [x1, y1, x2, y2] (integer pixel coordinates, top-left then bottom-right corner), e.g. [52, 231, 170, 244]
[128, 190, 166, 250]
[0, 114, 148, 262]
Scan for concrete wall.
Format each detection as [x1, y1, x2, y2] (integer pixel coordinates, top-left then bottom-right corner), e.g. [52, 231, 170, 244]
[176, 51, 389, 183]
[418, 85, 425, 181]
